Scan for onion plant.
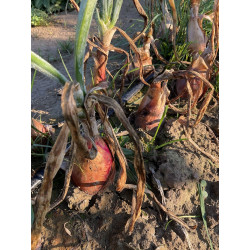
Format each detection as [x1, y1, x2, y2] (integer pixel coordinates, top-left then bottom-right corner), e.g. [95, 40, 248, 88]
[31, 1, 146, 249]
[94, 0, 123, 84]
[137, 0, 219, 129]
[135, 80, 170, 131]
[130, 1, 170, 131]
[79, 0, 151, 101]
[173, 0, 219, 126]
[187, 0, 211, 54]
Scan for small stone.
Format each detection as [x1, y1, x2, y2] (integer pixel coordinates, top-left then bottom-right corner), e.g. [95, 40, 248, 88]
[155, 246, 168, 250]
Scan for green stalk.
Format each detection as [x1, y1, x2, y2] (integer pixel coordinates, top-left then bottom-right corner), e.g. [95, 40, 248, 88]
[31, 69, 37, 91]
[75, 0, 98, 90]
[31, 51, 68, 85]
[58, 49, 73, 82]
[97, 0, 123, 34]
[107, 0, 113, 17]
[103, 0, 109, 22]
[96, 8, 106, 36]
[155, 138, 188, 150]
[146, 105, 168, 152]
[110, 0, 123, 27]
[150, 105, 169, 146]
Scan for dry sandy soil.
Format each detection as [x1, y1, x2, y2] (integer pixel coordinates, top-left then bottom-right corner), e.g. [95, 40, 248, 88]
[31, 1, 219, 249]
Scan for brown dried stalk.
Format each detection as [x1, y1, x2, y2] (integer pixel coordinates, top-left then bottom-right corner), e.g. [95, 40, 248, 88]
[201, 122, 219, 146]
[96, 103, 128, 192]
[87, 38, 109, 59]
[83, 39, 94, 85]
[153, 67, 214, 126]
[48, 143, 75, 212]
[181, 225, 194, 250]
[62, 82, 98, 159]
[172, 69, 214, 126]
[149, 167, 167, 207]
[186, 80, 193, 128]
[61, 82, 116, 195]
[174, 56, 210, 116]
[129, 27, 168, 84]
[108, 44, 130, 103]
[132, 0, 169, 69]
[69, 0, 79, 12]
[31, 123, 70, 250]
[132, 0, 149, 42]
[183, 125, 219, 163]
[114, 26, 150, 86]
[168, 0, 178, 60]
[89, 94, 146, 232]
[124, 184, 196, 231]
[128, 34, 154, 87]
[180, 70, 214, 126]
[150, 35, 168, 64]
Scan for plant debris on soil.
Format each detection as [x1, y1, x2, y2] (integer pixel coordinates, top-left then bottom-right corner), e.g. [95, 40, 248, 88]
[31, 1, 219, 249]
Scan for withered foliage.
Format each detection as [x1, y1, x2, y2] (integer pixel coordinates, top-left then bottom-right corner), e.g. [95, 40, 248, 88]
[32, 0, 219, 248]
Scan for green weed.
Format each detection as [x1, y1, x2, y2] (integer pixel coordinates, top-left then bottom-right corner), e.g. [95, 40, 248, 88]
[58, 39, 74, 55]
[31, 8, 50, 27]
[58, 49, 73, 81]
[31, 0, 81, 14]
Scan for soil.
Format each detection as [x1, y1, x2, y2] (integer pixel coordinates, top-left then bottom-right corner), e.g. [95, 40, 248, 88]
[31, 1, 219, 249]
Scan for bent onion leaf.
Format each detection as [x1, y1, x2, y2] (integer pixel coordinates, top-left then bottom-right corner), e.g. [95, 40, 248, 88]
[31, 51, 68, 85]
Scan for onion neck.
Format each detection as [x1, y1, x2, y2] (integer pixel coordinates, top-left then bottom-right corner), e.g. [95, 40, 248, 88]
[94, 28, 116, 85]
